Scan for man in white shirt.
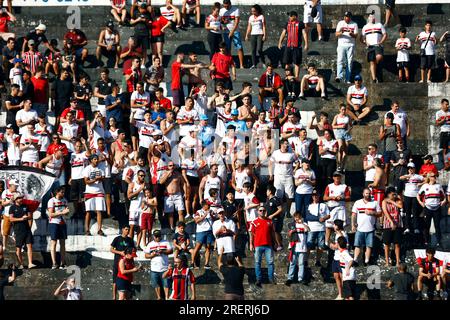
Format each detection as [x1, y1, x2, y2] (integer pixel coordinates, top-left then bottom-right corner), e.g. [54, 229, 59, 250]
[384, 101, 410, 146]
[144, 229, 173, 300]
[305, 190, 329, 267]
[19, 122, 41, 167]
[335, 11, 358, 83]
[361, 11, 387, 83]
[435, 99, 450, 159]
[416, 20, 437, 83]
[212, 208, 236, 256]
[351, 188, 382, 265]
[363, 143, 383, 187]
[15, 99, 38, 136]
[220, 0, 244, 68]
[346, 75, 370, 123]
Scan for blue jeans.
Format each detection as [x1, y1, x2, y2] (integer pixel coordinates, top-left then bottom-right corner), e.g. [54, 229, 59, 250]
[254, 246, 274, 282]
[336, 43, 355, 82]
[288, 252, 306, 281]
[295, 193, 312, 217]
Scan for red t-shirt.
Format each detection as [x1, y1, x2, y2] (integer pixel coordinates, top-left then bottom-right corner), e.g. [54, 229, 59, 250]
[31, 77, 49, 104]
[155, 97, 172, 110]
[47, 143, 69, 156]
[151, 16, 169, 37]
[211, 52, 234, 79]
[121, 46, 143, 72]
[249, 217, 273, 248]
[0, 14, 10, 33]
[60, 107, 85, 121]
[64, 29, 87, 47]
[171, 61, 182, 90]
[419, 164, 438, 176]
[124, 68, 142, 93]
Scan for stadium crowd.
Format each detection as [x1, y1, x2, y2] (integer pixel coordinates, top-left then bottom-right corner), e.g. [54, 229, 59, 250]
[0, 0, 449, 301]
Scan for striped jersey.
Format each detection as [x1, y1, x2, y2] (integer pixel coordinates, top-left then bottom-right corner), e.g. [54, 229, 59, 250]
[168, 267, 196, 300]
[285, 20, 305, 48]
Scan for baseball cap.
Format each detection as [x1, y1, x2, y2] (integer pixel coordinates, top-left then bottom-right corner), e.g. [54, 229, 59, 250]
[28, 39, 35, 45]
[139, 2, 147, 7]
[407, 162, 415, 168]
[153, 229, 162, 237]
[6, 123, 13, 129]
[9, 179, 19, 185]
[151, 129, 163, 136]
[423, 154, 432, 160]
[106, 21, 114, 29]
[35, 23, 46, 31]
[231, 109, 239, 116]
[332, 171, 342, 177]
[344, 11, 352, 17]
[156, 139, 164, 145]
[354, 75, 362, 81]
[311, 189, 319, 196]
[217, 208, 225, 214]
[13, 192, 24, 200]
[223, 0, 231, 4]
[13, 58, 23, 63]
[200, 114, 209, 121]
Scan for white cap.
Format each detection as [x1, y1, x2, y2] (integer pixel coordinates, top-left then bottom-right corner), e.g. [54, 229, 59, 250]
[189, 125, 199, 132]
[35, 23, 47, 31]
[156, 139, 164, 145]
[407, 162, 415, 168]
[9, 179, 19, 185]
[151, 129, 163, 136]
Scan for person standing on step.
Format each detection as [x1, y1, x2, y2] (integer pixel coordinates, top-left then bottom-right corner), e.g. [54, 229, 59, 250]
[326, 219, 347, 300]
[379, 112, 401, 182]
[332, 103, 352, 172]
[220, 0, 244, 69]
[382, 187, 403, 267]
[386, 263, 415, 300]
[385, 101, 410, 147]
[440, 31, 450, 83]
[245, 4, 266, 69]
[338, 237, 356, 300]
[127, 169, 146, 246]
[110, 225, 135, 300]
[278, 11, 308, 79]
[416, 20, 437, 83]
[435, 98, 450, 160]
[363, 143, 383, 188]
[368, 158, 387, 208]
[163, 254, 197, 300]
[205, 2, 223, 59]
[249, 204, 275, 288]
[304, 0, 323, 42]
[335, 11, 358, 83]
[130, 2, 152, 68]
[395, 27, 411, 82]
[47, 186, 70, 270]
[116, 247, 142, 300]
[285, 211, 309, 286]
[210, 42, 236, 93]
[361, 11, 387, 83]
[218, 246, 245, 300]
[191, 200, 215, 270]
[265, 185, 283, 252]
[390, 139, 412, 193]
[400, 162, 424, 235]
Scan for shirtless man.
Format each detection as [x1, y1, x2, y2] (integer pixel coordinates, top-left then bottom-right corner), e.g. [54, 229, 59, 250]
[368, 158, 387, 211]
[238, 94, 258, 122]
[110, 129, 128, 170]
[159, 161, 187, 231]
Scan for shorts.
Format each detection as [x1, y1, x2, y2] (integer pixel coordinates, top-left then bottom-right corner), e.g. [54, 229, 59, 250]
[75, 47, 85, 58]
[116, 277, 132, 292]
[151, 35, 165, 44]
[439, 132, 450, 149]
[49, 223, 68, 241]
[103, 178, 112, 194]
[274, 176, 294, 199]
[195, 230, 215, 246]
[2, 215, 11, 237]
[135, 34, 150, 51]
[187, 175, 200, 187]
[164, 193, 185, 213]
[383, 150, 395, 163]
[150, 270, 170, 288]
[307, 231, 326, 250]
[129, 209, 141, 226]
[331, 259, 342, 273]
[367, 45, 384, 62]
[343, 280, 356, 299]
[354, 230, 374, 248]
[85, 194, 106, 212]
[273, 217, 284, 233]
[81, 105, 93, 122]
[304, 4, 323, 24]
[172, 88, 185, 107]
[223, 31, 243, 50]
[15, 229, 33, 248]
[445, 56, 450, 68]
[306, 87, 320, 96]
[325, 206, 346, 228]
[130, 122, 141, 138]
[100, 47, 117, 57]
[214, 77, 233, 91]
[420, 55, 435, 69]
[70, 179, 85, 201]
[397, 61, 409, 69]
[385, 0, 396, 9]
[334, 129, 352, 142]
[140, 212, 154, 231]
[382, 228, 402, 245]
[282, 47, 302, 66]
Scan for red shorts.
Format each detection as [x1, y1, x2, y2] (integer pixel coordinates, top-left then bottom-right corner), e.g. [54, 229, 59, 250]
[140, 212, 154, 231]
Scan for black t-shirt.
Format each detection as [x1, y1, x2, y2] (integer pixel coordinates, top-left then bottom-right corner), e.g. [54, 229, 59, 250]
[74, 83, 93, 108]
[132, 9, 152, 36]
[22, 80, 34, 101]
[391, 272, 414, 300]
[25, 30, 49, 48]
[55, 78, 74, 105]
[172, 231, 190, 247]
[95, 79, 117, 105]
[266, 196, 282, 219]
[110, 235, 135, 263]
[5, 94, 23, 122]
[222, 200, 237, 220]
[220, 265, 245, 296]
[10, 204, 30, 234]
[392, 148, 412, 177]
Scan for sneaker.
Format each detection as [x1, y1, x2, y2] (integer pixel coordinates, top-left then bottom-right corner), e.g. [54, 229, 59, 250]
[419, 80, 424, 83]
[335, 295, 344, 300]
[17, 265, 24, 270]
[441, 291, 448, 300]
[97, 230, 105, 236]
[427, 80, 432, 84]
[414, 229, 420, 234]
[85, 230, 91, 236]
[28, 263, 37, 269]
[335, 77, 341, 83]
[52, 264, 58, 270]
[276, 246, 283, 252]
[318, 36, 323, 42]
[255, 281, 262, 288]
[60, 264, 67, 270]
[422, 292, 428, 300]
[298, 93, 305, 99]
[403, 228, 410, 234]
[372, 78, 378, 83]
[249, 65, 256, 69]
[204, 264, 211, 269]
[321, 94, 326, 100]
[285, 279, 292, 287]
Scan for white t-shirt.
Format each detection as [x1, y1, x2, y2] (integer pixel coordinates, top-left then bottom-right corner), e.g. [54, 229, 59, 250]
[212, 218, 236, 253]
[306, 202, 329, 232]
[5, 133, 20, 161]
[160, 6, 175, 20]
[19, 133, 41, 163]
[270, 149, 297, 177]
[294, 168, 316, 194]
[395, 37, 411, 62]
[194, 208, 214, 232]
[215, 107, 233, 137]
[281, 121, 304, 145]
[70, 151, 88, 180]
[248, 15, 264, 35]
[435, 110, 450, 133]
[243, 192, 259, 222]
[96, 148, 111, 178]
[47, 196, 68, 225]
[135, 121, 156, 148]
[417, 31, 437, 56]
[16, 109, 38, 135]
[362, 22, 386, 46]
[290, 222, 308, 253]
[347, 85, 368, 105]
[219, 6, 240, 32]
[82, 165, 105, 194]
[292, 137, 312, 160]
[419, 183, 444, 210]
[176, 106, 199, 137]
[339, 249, 356, 281]
[145, 240, 172, 272]
[130, 91, 150, 120]
[325, 183, 349, 208]
[206, 14, 222, 34]
[319, 138, 338, 160]
[403, 174, 424, 197]
[10, 67, 24, 90]
[336, 20, 358, 46]
[352, 199, 381, 232]
[59, 122, 80, 152]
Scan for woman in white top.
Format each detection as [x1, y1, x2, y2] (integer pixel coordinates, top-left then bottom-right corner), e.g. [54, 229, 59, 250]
[332, 104, 352, 172]
[294, 160, 316, 217]
[245, 4, 266, 69]
[205, 3, 223, 59]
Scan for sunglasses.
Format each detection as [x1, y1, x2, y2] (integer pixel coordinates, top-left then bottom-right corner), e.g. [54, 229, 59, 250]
[258, 209, 266, 212]
[52, 137, 58, 139]
[138, 174, 145, 177]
